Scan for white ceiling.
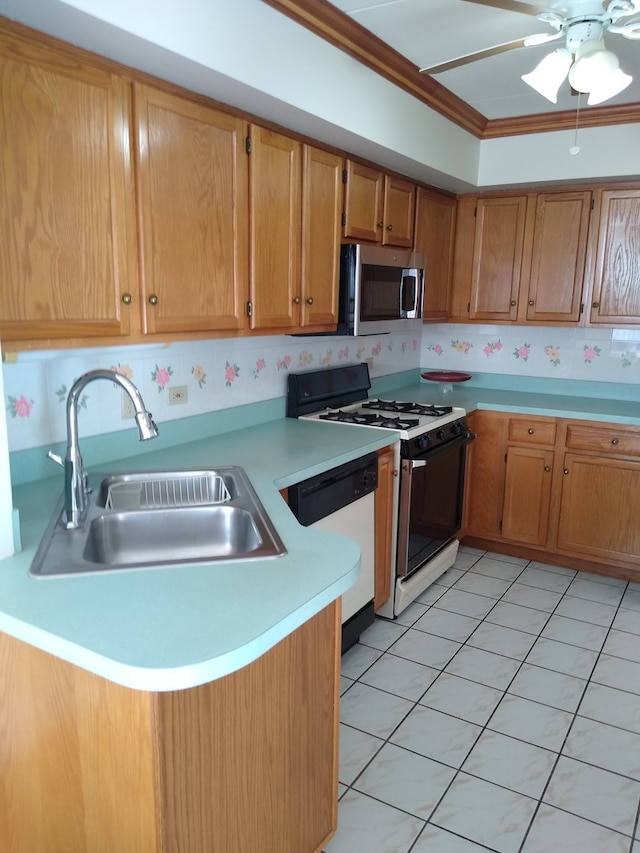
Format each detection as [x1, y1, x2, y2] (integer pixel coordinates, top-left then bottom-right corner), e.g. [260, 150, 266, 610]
[327, 0, 640, 119]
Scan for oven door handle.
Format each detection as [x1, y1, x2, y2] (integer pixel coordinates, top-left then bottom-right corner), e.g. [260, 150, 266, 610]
[408, 431, 476, 466]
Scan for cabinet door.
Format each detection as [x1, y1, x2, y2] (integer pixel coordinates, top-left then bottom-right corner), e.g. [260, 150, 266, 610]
[414, 188, 456, 320]
[249, 126, 301, 330]
[557, 454, 640, 567]
[527, 192, 590, 323]
[381, 176, 415, 247]
[0, 32, 137, 343]
[374, 446, 396, 610]
[342, 160, 383, 242]
[464, 411, 506, 540]
[589, 189, 640, 325]
[502, 446, 553, 547]
[300, 146, 342, 330]
[135, 84, 248, 335]
[469, 197, 528, 322]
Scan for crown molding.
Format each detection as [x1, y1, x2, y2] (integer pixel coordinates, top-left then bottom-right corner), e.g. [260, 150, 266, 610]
[262, 0, 640, 139]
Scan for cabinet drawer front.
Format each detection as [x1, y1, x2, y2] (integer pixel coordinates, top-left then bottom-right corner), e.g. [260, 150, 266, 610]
[565, 423, 640, 457]
[508, 418, 556, 446]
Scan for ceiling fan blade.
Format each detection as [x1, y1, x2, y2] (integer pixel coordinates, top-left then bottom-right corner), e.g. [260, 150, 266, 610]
[458, 0, 550, 16]
[420, 38, 530, 74]
[609, 18, 640, 37]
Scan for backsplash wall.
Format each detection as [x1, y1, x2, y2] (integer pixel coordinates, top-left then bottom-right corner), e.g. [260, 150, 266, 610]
[421, 324, 640, 386]
[4, 323, 639, 456]
[2, 332, 421, 453]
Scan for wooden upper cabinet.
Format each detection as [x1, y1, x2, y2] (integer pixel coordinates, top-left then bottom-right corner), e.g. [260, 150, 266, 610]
[381, 176, 415, 247]
[343, 160, 384, 243]
[300, 146, 343, 329]
[248, 126, 302, 331]
[134, 84, 249, 335]
[469, 196, 528, 322]
[526, 191, 591, 324]
[343, 160, 415, 247]
[588, 189, 640, 325]
[0, 31, 137, 343]
[414, 188, 456, 321]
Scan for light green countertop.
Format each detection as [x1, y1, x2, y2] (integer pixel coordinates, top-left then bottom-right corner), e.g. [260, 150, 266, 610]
[5, 369, 638, 694]
[385, 373, 640, 425]
[6, 419, 397, 692]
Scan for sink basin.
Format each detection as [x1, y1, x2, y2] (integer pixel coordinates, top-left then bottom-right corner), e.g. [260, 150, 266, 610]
[30, 467, 286, 576]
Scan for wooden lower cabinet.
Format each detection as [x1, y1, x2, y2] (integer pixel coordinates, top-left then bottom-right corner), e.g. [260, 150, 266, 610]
[0, 602, 340, 853]
[464, 412, 640, 579]
[464, 411, 506, 541]
[502, 445, 554, 547]
[374, 445, 397, 610]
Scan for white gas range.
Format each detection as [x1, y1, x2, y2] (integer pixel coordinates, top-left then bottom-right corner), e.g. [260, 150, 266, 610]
[287, 364, 475, 619]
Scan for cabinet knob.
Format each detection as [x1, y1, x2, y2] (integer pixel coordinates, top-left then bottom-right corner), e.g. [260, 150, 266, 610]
[377, 221, 384, 228]
[293, 296, 301, 305]
[527, 428, 534, 435]
[528, 300, 534, 306]
[592, 301, 599, 308]
[510, 300, 517, 306]
[148, 294, 158, 306]
[306, 297, 314, 305]
[563, 468, 569, 475]
[121, 293, 132, 305]
[544, 466, 551, 472]
[386, 224, 393, 231]
[611, 438, 619, 445]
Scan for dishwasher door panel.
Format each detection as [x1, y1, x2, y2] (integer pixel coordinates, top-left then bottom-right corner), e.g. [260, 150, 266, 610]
[310, 491, 375, 623]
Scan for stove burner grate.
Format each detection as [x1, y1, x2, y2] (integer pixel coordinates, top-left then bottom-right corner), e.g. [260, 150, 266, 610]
[363, 399, 453, 417]
[319, 410, 420, 430]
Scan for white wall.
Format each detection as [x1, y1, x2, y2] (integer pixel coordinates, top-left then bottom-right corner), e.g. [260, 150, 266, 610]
[2, 0, 639, 191]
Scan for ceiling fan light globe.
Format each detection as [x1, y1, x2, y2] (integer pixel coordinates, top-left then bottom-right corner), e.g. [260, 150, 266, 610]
[568, 44, 620, 92]
[521, 48, 572, 102]
[587, 68, 633, 104]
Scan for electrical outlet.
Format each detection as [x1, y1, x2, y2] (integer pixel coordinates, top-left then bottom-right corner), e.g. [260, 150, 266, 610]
[167, 385, 188, 406]
[121, 391, 135, 420]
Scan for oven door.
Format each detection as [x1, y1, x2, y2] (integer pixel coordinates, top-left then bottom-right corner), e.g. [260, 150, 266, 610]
[396, 432, 473, 578]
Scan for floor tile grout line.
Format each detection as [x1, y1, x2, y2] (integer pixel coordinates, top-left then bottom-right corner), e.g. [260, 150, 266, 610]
[334, 552, 640, 852]
[516, 578, 634, 852]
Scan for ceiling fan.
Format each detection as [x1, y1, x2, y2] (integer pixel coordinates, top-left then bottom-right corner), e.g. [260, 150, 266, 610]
[419, 0, 640, 105]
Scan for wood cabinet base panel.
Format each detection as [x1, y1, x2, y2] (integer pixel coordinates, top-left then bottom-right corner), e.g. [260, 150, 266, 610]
[462, 536, 640, 584]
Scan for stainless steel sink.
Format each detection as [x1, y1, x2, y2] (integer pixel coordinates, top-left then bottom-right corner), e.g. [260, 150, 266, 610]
[30, 467, 286, 576]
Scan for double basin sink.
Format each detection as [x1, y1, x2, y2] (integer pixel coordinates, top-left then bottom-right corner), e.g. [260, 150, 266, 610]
[30, 467, 287, 576]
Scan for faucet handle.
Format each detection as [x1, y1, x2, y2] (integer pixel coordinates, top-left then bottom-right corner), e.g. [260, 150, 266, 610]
[47, 450, 64, 467]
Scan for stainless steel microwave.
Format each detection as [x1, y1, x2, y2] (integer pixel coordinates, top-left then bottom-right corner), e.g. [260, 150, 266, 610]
[336, 243, 425, 336]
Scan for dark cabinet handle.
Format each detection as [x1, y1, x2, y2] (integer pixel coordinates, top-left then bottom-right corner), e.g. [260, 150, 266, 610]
[544, 466, 551, 472]
[386, 224, 393, 231]
[148, 294, 158, 306]
[528, 428, 534, 435]
[612, 438, 619, 445]
[593, 301, 600, 308]
[510, 300, 517, 306]
[377, 221, 384, 228]
[121, 293, 132, 305]
[528, 300, 534, 306]
[293, 296, 301, 305]
[563, 468, 569, 475]
[306, 297, 314, 305]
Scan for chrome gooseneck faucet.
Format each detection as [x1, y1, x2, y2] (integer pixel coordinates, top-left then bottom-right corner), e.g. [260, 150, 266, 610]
[53, 369, 159, 529]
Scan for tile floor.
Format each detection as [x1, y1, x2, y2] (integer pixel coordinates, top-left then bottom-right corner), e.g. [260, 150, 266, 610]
[324, 547, 640, 853]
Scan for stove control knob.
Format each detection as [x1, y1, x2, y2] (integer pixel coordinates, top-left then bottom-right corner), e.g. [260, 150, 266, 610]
[436, 429, 446, 441]
[451, 421, 466, 435]
[417, 434, 431, 451]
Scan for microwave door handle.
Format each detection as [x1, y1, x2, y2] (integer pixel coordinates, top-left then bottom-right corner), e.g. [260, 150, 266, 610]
[400, 269, 418, 316]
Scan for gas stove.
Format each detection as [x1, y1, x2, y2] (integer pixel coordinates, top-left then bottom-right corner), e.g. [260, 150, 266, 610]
[286, 364, 467, 452]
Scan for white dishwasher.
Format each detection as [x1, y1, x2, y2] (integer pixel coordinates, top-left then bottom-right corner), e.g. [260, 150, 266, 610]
[287, 453, 378, 652]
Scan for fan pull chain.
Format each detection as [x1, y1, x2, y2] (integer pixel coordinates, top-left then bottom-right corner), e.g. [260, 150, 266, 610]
[569, 93, 581, 155]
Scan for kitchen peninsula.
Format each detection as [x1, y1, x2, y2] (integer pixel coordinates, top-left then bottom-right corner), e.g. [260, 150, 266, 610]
[2, 417, 398, 853]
